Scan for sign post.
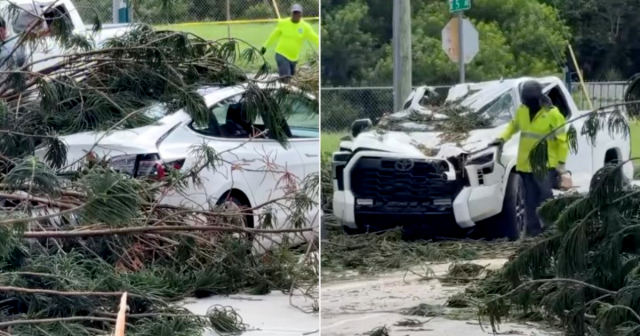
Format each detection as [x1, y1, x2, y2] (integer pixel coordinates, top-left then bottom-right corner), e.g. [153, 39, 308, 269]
[445, 0, 474, 83]
[457, 11, 464, 83]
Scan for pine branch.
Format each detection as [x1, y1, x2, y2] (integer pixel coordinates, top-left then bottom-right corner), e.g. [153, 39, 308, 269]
[0, 286, 139, 297]
[19, 225, 313, 238]
[486, 278, 616, 302]
[0, 316, 117, 328]
[0, 192, 78, 209]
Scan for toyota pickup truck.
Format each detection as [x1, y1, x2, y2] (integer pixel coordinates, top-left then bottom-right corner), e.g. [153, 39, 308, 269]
[1, 0, 131, 72]
[331, 76, 634, 240]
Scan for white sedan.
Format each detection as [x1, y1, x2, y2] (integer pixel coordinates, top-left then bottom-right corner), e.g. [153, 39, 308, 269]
[35, 83, 320, 245]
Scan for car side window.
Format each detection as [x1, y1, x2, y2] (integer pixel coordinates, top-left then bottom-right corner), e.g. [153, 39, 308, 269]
[254, 95, 318, 138]
[190, 94, 246, 137]
[285, 97, 318, 138]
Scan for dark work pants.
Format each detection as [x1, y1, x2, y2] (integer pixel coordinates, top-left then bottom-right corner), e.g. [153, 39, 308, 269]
[519, 170, 557, 236]
[275, 53, 297, 77]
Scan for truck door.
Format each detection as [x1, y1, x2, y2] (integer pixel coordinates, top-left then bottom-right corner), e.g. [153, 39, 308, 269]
[542, 83, 594, 189]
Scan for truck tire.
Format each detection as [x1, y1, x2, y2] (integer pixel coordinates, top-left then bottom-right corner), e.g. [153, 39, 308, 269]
[488, 172, 526, 240]
[342, 225, 367, 235]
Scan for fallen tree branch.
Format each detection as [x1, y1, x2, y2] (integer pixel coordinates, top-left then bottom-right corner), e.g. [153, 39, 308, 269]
[19, 225, 313, 238]
[0, 204, 85, 225]
[0, 286, 140, 297]
[0, 316, 117, 328]
[0, 192, 78, 210]
[487, 278, 617, 303]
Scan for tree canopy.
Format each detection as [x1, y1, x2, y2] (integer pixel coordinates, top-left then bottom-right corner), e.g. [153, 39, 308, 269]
[321, 0, 569, 86]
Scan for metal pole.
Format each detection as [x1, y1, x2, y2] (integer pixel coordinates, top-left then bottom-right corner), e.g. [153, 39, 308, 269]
[392, 0, 412, 112]
[113, 0, 118, 23]
[458, 11, 465, 83]
[226, 0, 231, 39]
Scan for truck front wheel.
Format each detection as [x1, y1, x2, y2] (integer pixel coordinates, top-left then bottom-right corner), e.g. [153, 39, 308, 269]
[485, 172, 526, 240]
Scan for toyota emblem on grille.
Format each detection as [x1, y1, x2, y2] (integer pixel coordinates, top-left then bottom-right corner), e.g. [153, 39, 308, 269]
[395, 159, 414, 171]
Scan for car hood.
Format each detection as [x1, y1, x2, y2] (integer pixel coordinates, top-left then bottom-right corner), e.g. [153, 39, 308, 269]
[351, 127, 505, 159]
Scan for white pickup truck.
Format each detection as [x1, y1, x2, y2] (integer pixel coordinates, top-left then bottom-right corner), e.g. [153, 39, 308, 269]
[331, 76, 634, 240]
[1, 0, 131, 72]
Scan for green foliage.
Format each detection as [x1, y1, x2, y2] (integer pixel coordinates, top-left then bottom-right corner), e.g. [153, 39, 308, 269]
[321, 0, 568, 87]
[540, 0, 640, 80]
[320, 1, 378, 86]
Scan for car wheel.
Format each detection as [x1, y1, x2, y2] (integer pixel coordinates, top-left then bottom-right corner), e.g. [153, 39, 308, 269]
[489, 172, 526, 241]
[217, 194, 254, 241]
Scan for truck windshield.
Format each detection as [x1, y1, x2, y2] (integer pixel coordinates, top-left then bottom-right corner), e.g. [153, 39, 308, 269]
[390, 88, 516, 132]
[474, 91, 516, 128]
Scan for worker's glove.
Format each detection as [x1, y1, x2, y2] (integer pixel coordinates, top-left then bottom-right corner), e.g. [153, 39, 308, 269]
[557, 162, 567, 175]
[259, 47, 266, 55]
[488, 138, 504, 147]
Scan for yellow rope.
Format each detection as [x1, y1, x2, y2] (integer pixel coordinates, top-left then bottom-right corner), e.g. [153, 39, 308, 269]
[271, 0, 281, 19]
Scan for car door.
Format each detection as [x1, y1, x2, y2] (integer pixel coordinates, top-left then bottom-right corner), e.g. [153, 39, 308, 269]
[287, 95, 320, 241]
[156, 93, 260, 211]
[288, 95, 320, 177]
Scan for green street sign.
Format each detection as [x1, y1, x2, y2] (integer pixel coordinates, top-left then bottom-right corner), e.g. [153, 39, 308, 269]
[449, 0, 471, 13]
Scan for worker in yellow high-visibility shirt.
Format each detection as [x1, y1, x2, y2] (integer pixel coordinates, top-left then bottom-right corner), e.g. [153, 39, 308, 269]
[260, 4, 319, 82]
[489, 81, 569, 237]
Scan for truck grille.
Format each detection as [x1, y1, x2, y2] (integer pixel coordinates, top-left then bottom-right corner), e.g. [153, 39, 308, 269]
[350, 157, 463, 213]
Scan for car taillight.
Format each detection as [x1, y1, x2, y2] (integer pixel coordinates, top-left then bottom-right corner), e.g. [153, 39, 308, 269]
[110, 154, 185, 180]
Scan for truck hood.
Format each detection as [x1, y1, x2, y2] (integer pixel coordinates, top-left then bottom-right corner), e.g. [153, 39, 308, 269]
[351, 127, 503, 159]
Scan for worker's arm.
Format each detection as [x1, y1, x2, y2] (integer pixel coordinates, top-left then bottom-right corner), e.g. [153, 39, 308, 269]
[498, 106, 522, 142]
[305, 23, 319, 47]
[551, 109, 569, 164]
[263, 21, 282, 49]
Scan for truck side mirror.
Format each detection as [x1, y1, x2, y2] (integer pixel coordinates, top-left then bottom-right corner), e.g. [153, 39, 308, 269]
[351, 118, 372, 137]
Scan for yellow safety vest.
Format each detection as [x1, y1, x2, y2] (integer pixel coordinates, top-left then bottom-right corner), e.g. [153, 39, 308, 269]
[499, 105, 569, 173]
[263, 19, 319, 62]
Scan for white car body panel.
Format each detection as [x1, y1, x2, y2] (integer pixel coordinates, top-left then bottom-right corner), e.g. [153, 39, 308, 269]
[333, 76, 633, 231]
[0, 0, 132, 72]
[35, 84, 319, 248]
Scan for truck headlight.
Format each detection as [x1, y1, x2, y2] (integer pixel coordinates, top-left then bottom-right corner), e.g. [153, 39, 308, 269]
[467, 152, 494, 165]
[332, 152, 352, 191]
[466, 152, 496, 178]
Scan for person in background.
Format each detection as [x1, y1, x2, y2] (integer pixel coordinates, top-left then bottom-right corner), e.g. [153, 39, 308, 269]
[260, 4, 318, 82]
[0, 17, 27, 73]
[489, 81, 569, 237]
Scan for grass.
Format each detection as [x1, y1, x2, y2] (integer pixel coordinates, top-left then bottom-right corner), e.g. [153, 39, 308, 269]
[632, 121, 640, 160]
[157, 21, 319, 71]
[321, 131, 346, 154]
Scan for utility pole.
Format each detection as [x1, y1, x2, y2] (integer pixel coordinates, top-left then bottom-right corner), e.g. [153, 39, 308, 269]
[226, 0, 231, 39]
[392, 0, 412, 112]
[458, 12, 465, 83]
[112, 0, 118, 23]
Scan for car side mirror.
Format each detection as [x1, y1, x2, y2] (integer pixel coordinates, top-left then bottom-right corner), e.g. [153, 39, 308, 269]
[351, 118, 372, 137]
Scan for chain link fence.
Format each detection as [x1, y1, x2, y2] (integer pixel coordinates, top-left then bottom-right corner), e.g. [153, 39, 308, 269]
[73, 0, 319, 25]
[321, 81, 630, 132]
